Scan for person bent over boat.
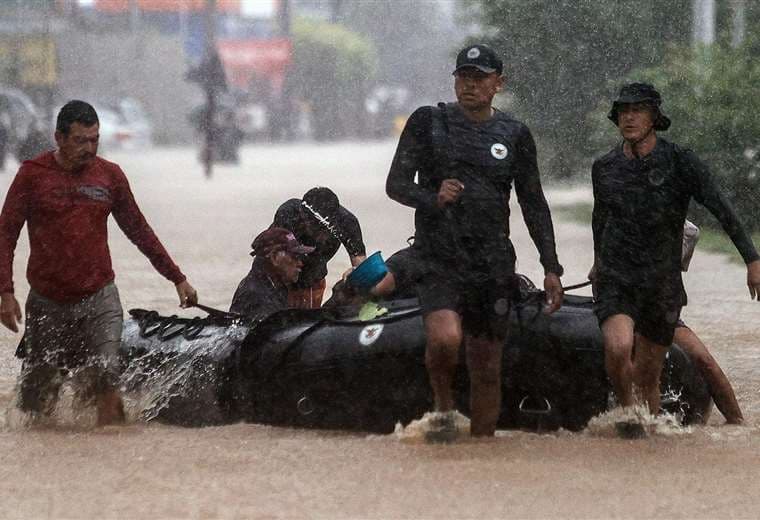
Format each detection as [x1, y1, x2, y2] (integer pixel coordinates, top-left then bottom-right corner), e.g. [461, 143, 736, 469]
[672, 322, 743, 424]
[0, 100, 198, 426]
[590, 83, 760, 419]
[325, 243, 425, 307]
[272, 187, 366, 309]
[230, 227, 315, 318]
[386, 44, 564, 438]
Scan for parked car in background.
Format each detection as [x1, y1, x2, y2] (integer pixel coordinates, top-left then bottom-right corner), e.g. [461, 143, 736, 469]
[93, 105, 134, 152]
[236, 102, 268, 141]
[52, 97, 153, 154]
[0, 87, 53, 168]
[115, 97, 153, 148]
[94, 97, 153, 152]
[364, 85, 414, 139]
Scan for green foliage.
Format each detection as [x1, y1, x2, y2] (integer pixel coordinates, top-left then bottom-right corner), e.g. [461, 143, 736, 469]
[462, 0, 691, 177]
[590, 40, 760, 232]
[291, 18, 377, 140]
[338, 0, 456, 101]
[554, 201, 759, 263]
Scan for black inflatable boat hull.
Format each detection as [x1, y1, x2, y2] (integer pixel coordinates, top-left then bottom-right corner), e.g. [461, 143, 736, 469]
[119, 293, 712, 432]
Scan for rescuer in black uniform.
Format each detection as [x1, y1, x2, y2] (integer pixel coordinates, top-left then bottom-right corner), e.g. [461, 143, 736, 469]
[386, 44, 564, 439]
[590, 83, 760, 418]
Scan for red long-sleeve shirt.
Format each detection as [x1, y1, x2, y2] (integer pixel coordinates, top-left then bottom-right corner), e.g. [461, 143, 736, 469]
[0, 152, 185, 302]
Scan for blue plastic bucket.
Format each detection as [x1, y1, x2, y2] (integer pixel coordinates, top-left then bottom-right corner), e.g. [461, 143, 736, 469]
[347, 251, 388, 289]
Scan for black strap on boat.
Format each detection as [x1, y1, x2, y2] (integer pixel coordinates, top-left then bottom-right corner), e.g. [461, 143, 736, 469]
[192, 302, 243, 321]
[258, 317, 330, 388]
[563, 280, 592, 292]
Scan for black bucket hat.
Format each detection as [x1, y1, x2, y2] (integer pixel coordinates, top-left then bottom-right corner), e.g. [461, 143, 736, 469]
[608, 82, 671, 131]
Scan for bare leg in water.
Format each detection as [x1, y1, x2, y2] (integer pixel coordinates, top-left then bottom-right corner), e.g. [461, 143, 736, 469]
[96, 387, 125, 426]
[673, 326, 743, 424]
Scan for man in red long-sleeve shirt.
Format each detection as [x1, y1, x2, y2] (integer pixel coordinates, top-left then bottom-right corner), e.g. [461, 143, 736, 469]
[0, 100, 198, 425]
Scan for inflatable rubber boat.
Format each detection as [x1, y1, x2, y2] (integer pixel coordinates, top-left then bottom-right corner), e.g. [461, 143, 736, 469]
[118, 279, 712, 432]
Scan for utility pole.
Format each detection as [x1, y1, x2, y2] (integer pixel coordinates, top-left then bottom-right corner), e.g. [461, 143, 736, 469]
[203, 0, 217, 179]
[278, 0, 290, 37]
[692, 0, 715, 46]
[729, 0, 746, 48]
[329, 0, 342, 24]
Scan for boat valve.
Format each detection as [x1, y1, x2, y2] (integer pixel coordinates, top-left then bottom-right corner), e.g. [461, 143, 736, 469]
[296, 395, 315, 416]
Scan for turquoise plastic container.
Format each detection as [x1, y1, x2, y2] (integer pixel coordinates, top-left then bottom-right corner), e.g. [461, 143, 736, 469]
[347, 251, 388, 289]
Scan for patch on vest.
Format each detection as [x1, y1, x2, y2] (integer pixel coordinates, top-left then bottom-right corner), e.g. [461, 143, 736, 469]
[467, 47, 480, 59]
[647, 168, 665, 186]
[490, 143, 508, 160]
[359, 323, 384, 346]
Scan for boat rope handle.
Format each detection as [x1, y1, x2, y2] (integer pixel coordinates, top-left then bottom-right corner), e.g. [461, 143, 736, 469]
[138, 311, 162, 338]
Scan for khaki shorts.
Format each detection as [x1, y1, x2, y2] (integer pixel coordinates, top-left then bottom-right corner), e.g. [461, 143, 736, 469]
[17, 283, 123, 414]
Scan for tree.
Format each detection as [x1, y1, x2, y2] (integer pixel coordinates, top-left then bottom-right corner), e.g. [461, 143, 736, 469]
[462, 0, 692, 177]
[290, 17, 377, 140]
[634, 43, 760, 231]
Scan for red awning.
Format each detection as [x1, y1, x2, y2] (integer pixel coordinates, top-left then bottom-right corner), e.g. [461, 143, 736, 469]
[91, 0, 247, 13]
[217, 38, 291, 90]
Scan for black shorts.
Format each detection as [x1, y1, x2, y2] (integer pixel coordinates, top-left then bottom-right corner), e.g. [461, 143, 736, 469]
[418, 267, 516, 340]
[594, 280, 681, 346]
[385, 246, 427, 297]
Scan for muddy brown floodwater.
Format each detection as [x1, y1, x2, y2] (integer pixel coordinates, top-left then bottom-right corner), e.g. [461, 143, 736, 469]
[0, 142, 758, 519]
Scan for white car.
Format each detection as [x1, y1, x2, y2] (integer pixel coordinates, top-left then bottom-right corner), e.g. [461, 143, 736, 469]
[54, 98, 153, 152]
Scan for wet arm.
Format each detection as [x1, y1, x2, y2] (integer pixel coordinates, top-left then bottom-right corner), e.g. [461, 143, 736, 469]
[0, 172, 30, 294]
[385, 108, 439, 212]
[514, 127, 563, 276]
[687, 151, 759, 264]
[339, 211, 367, 262]
[590, 161, 608, 271]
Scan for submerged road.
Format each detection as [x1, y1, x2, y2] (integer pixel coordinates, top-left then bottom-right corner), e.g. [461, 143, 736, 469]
[0, 142, 758, 519]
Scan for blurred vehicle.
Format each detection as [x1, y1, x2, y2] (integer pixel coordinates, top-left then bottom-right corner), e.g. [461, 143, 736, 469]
[0, 87, 53, 166]
[95, 97, 153, 151]
[93, 105, 135, 152]
[365, 85, 413, 139]
[189, 97, 244, 164]
[236, 102, 268, 141]
[52, 98, 154, 153]
[115, 97, 153, 148]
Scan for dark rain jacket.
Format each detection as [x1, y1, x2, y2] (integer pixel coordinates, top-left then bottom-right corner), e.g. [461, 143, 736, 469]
[230, 256, 288, 318]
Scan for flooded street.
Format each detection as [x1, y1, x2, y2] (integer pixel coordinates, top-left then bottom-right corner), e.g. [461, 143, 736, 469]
[1, 142, 758, 519]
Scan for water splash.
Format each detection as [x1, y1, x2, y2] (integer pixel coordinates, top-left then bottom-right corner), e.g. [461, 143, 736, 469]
[119, 321, 248, 423]
[394, 410, 471, 443]
[585, 404, 692, 438]
[3, 379, 98, 431]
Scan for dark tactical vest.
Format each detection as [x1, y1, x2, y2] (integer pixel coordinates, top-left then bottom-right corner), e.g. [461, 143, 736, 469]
[419, 102, 517, 275]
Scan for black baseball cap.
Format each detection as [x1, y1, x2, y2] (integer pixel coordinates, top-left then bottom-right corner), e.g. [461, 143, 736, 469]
[252, 227, 315, 257]
[452, 44, 503, 75]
